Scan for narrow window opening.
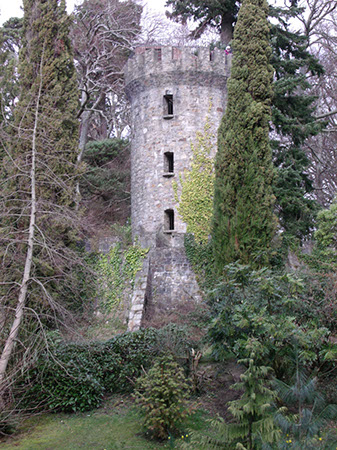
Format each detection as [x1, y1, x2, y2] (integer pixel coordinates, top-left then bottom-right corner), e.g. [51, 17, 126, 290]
[172, 47, 182, 60]
[164, 152, 174, 174]
[163, 94, 173, 118]
[155, 48, 162, 62]
[164, 209, 174, 231]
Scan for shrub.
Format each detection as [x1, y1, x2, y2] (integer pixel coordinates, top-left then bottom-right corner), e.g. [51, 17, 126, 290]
[19, 326, 193, 413]
[23, 353, 104, 413]
[133, 355, 191, 440]
[208, 263, 334, 379]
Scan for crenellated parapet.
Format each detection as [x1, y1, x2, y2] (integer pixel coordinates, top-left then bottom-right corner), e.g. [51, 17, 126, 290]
[125, 46, 231, 97]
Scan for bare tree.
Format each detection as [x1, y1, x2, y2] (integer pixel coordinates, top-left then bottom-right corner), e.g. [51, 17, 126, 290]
[137, 8, 191, 46]
[71, 0, 142, 162]
[297, 2, 337, 206]
[298, 0, 337, 46]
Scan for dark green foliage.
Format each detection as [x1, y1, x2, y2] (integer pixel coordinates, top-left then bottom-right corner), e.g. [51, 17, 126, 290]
[167, 1, 324, 244]
[208, 264, 333, 379]
[80, 138, 130, 221]
[212, 0, 275, 270]
[269, 3, 323, 241]
[184, 233, 215, 291]
[296, 199, 337, 333]
[24, 356, 104, 413]
[19, 325, 194, 413]
[11, 0, 79, 202]
[21, 329, 157, 412]
[1, 0, 80, 300]
[314, 197, 337, 253]
[165, 0, 238, 44]
[133, 355, 191, 440]
[0, 17, 22, 121]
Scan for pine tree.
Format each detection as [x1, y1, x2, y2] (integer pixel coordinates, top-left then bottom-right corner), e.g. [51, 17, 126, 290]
[165, 0, 238, 45]
[195, 343, 281, 449]
[273, 361, 337, 447]
[226, 352, 280, 449]
[212, 0, 275, 270]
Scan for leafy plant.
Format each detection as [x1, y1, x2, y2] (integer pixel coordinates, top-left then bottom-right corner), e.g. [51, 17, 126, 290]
[173, 112, 215, 244]
[18, 325, 195, 413]
[208, 263, 333, 379]
[95, 241, 148, 311]
[22, 350, 104, 413]
[133, 355, 191, 440]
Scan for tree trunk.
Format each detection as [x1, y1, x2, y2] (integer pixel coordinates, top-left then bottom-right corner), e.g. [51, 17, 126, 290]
[75, 109, 92, 209]
[0, 48, 44, 391]
[220, 13, 234, 46]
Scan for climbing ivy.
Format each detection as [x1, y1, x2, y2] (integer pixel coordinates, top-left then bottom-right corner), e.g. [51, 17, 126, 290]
[173, 112, 215, 244]
[96, 241, 148, 311]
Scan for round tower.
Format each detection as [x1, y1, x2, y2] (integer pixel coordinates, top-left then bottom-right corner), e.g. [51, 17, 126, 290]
[125, 46, 230, 247]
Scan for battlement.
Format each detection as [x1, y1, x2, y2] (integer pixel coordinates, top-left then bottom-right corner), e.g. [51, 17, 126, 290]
[124, 45, 231, 85]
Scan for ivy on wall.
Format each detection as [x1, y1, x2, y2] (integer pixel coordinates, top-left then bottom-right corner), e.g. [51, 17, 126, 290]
[96, 241, 149, 311]
[173, 110, 215, 244]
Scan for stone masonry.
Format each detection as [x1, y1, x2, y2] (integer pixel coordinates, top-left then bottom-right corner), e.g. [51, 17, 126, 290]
[125, 46, 230, 331]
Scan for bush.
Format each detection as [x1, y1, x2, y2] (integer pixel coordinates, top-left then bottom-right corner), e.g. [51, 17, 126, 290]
[208, 263, 334, 379]
[133, 355, 191, 440]
[19, 326, 193, 413]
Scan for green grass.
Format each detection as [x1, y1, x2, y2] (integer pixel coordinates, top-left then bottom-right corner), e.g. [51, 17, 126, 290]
[0, 397, 210, 450]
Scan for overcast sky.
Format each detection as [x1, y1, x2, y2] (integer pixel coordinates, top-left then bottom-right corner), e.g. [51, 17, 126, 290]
[0, 0, 167, 25]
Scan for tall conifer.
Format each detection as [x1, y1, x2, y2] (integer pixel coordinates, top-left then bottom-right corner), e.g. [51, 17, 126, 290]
[0, 0, 80, 384]
[14, 0, 79, 202]
[212, 0, 275, 270]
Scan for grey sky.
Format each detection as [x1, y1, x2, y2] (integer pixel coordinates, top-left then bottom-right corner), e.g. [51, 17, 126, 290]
[0, 0, 167, 25]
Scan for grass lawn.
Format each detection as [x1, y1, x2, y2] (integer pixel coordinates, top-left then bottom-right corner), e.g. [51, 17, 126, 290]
[0, 396, 209, 450]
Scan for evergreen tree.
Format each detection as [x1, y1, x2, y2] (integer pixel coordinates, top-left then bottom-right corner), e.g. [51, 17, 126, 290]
[273, 361, 337, 447]
[0, 17, 22, 123]
[226, 351, 280, 448]
[13, 0, 79, 203]
[212, 0, 275, 270]
[196, 343, 281, 449]
[0, 0, 80, 385]
[269, 2, 324, 242]
[165, 0, 238, 45]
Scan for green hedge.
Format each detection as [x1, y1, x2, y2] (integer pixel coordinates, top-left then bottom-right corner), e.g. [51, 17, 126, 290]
[20, 325, 193, 413]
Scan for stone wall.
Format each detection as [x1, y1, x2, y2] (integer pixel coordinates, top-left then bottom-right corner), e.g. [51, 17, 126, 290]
[125, 46, 230, 241]
[128, 246, 201, 331]
[125, 46, 230, 329]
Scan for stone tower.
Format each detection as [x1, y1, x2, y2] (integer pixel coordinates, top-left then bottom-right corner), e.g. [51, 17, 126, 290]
[124, 46, 230, 330]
